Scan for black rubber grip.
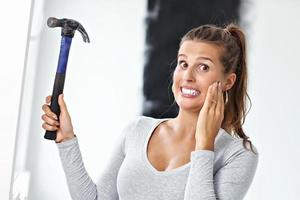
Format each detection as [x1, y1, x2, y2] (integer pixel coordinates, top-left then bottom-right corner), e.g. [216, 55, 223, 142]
[44, 73, 66, 140]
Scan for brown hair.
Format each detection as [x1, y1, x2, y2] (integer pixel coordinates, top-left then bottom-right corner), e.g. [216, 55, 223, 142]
[180, 23, 256, 153]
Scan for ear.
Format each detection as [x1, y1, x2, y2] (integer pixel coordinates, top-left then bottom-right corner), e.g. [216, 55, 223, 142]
[223, 73, 236, 91]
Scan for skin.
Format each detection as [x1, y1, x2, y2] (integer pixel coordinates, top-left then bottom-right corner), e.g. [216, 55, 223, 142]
[41, 40, 236, 170]
[146, 40, 238, 171]
[170, 40, 236, 151]
[42, 94, 75, 143]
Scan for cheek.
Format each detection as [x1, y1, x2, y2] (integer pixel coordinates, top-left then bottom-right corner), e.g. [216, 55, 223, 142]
[201, 72, 222, 89]
[172, 70, 180, 89]
[171, 83, 175, 94]
[199, 75, 223, 100]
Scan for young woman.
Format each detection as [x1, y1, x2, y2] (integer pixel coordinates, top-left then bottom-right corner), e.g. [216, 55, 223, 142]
[41, 23, 258, 200]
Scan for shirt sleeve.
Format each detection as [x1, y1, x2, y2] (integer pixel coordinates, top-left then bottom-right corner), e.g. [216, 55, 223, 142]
[56, 118, 139, 200]
[183, 140, 258, 200]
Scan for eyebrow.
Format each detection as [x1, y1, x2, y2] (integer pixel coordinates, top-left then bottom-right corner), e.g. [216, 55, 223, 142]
[177, 54, 214, 64]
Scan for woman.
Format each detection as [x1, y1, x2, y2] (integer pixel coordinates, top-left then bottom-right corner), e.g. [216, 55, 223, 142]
[41, 23, 258, 200]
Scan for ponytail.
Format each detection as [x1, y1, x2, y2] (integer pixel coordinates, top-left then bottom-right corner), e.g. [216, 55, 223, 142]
[224, 24, 256, 154]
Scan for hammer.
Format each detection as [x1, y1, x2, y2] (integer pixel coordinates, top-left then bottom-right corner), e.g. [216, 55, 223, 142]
[44, 17, 90, 140]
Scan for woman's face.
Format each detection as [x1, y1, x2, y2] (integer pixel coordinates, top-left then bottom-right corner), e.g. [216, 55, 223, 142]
[172, 40, 227, 112]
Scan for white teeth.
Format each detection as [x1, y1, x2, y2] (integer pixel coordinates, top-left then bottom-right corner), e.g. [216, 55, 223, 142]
[181, 88, 199, 96]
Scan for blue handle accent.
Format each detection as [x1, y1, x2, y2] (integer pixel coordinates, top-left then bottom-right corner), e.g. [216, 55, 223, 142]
[57, 36, 72, 74]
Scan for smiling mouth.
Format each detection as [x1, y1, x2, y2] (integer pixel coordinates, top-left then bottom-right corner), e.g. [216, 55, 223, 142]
[180, 87, 200, 97]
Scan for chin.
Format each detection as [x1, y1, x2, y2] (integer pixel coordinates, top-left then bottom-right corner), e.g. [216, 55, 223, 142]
[176, 100, 203, 113]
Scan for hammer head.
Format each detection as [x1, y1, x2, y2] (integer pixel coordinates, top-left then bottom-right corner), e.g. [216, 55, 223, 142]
[47, 17, 90, 43]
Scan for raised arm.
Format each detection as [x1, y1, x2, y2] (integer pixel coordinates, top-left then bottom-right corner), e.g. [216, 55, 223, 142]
[57, 118, 137, 200]
[42, 94, 138, 199]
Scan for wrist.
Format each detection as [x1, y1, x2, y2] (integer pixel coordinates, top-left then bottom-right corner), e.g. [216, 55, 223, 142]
[195, 143, 214, 151]
[195, 139, 214, 151]
[55, 132, 76, 143]
[62, 135, 76, 142]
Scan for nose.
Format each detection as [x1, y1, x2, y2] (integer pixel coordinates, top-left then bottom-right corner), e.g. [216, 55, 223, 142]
[183, 67, 196, 82]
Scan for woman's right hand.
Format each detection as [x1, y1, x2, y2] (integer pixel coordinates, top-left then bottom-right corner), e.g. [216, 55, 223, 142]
[41, 94, 75, 143]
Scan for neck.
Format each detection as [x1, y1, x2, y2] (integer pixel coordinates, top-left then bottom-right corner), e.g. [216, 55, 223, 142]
[170, 109, 200, 139]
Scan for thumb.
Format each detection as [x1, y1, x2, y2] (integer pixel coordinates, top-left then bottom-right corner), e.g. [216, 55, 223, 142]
[58, 94, 67, 112]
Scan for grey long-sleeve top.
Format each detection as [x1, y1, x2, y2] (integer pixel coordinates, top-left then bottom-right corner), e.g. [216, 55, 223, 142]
[57, 116, 258, 200]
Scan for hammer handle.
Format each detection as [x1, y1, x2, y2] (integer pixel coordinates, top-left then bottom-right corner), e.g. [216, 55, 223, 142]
[44, 36, 72, 140]
[44, 73, 65, 140]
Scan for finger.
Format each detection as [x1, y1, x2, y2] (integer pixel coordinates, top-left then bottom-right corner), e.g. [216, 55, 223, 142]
[202, 83, 214, 112]
[216, 82, 224, 117]
[42, 122, 59, 131]
[58, 94, 68, 112]
[41, 114, 60, 126]
[46, 95, 52, 104]
[208, 83, 218, 116]
[220, 83, 225, 112]
[210, 82, 218, 110]
[211, 82, 218, 109]
[42, 104, 58, 120]
[220, 82, 225, 111]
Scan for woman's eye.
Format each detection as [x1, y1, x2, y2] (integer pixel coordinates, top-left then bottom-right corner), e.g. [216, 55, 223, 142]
[199, 64, 209, 71]
[179, 61, 188, 68]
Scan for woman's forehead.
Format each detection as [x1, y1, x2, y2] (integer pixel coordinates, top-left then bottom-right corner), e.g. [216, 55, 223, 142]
[178, 40, 222, 60]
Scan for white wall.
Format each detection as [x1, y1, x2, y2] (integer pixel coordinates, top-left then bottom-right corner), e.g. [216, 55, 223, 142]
[5, 0, 300, 199]
[0, 0, 32, 199]
[11, 0, 146, 199]
[244, 0, 300, 199]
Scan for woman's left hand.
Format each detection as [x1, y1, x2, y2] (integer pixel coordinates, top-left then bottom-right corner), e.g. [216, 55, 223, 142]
[195, 81, 224, 151]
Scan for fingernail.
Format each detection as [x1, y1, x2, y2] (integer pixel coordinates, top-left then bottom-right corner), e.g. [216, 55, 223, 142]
[53, 115, 57, 120]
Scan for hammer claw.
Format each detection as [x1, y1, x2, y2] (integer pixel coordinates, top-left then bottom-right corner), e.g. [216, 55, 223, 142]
[47, 17, 90, 42]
